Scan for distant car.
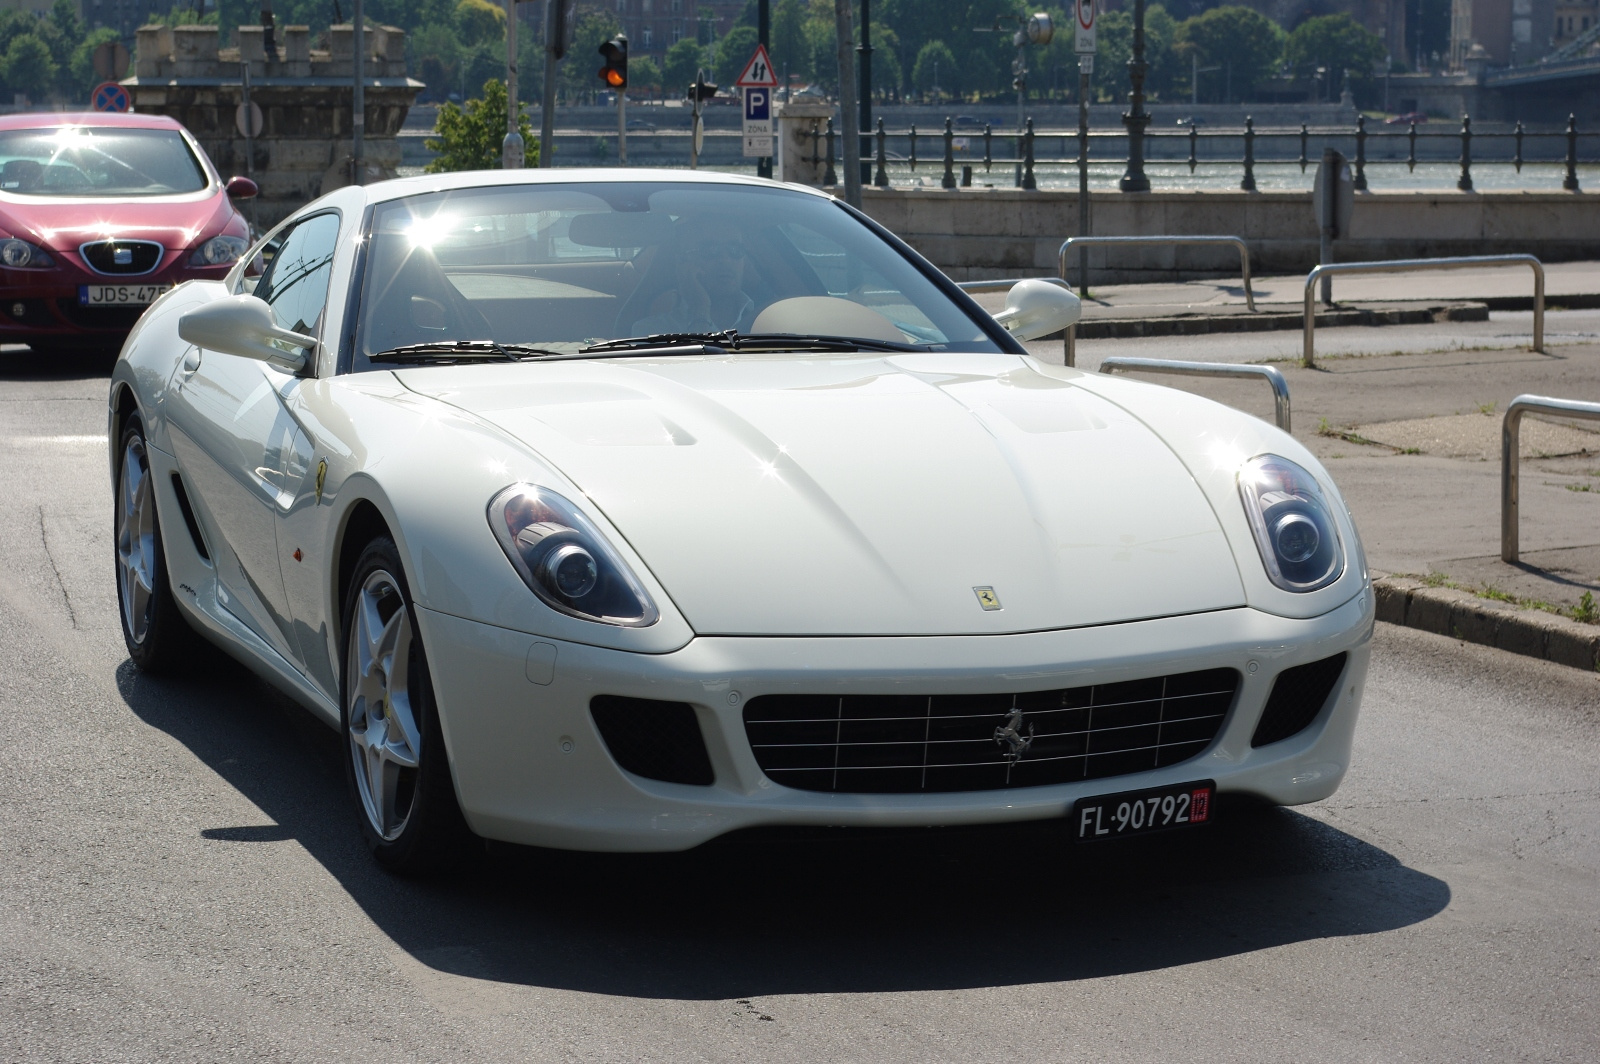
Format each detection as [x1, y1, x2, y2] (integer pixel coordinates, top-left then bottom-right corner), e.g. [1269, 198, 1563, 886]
[110, 169, 1372, 871]
[1386, 112, 1428, 125]
[0, 112, 256, 354]
[1175, 116, 1207, 127]
[625, 119, 657, 131]
[953, 115, 987, 129]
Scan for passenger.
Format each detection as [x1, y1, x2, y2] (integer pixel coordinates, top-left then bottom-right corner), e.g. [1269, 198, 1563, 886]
[631, 219, 758, 335]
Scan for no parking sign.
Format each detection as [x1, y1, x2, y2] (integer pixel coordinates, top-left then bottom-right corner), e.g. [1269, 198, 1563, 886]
[92, 81, 130, 113]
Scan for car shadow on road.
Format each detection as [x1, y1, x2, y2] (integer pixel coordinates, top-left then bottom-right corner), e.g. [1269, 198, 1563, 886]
[117, 657, 1451, 999]
[0, 344, 119, 381]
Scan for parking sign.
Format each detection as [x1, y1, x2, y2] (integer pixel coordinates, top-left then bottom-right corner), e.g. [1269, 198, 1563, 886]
[742, 87, 773, 158]
[1076, 0, 1096, 53]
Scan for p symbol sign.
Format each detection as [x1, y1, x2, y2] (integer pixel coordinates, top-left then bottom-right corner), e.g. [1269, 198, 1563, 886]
[744, 89, 769, 122]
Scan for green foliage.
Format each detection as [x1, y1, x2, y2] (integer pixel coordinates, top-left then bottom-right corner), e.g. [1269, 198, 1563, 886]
[1095, 4, 1180, 102]
[1173, 5, 1285, 103]
[560, 9, 621, 98]
[912, 40, 956, 97]
[454, 0, 505, 49]
[1284, 14, 1385, 86]
[715, 25, 760, 86]
[3, 35, 57, 95]
[425, 78, 537, 172]
[631, 56, 662, 92]
[771, 0, 809, 82]
[664, 38, 707, 95]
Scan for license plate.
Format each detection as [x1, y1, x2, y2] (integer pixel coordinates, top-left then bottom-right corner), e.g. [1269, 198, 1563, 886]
[78, 284, 169, 306]
[1072, 780, 1214, 841]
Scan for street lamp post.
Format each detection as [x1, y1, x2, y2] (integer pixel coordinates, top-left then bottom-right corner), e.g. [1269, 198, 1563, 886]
[503, 0, 524, 169]
[858, 0, 873, 186]
[1119, 0, 1149, 192]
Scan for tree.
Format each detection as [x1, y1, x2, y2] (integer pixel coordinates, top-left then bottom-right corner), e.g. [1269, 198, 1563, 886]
[664, 37, 706, 94]
[411, 21, 463, 102]
[912, 40, 956, 98]
[560, 9, 620, 98]
[1094, 4, 1179, 102]
[1173, 6, 1285, 103]
[425, 78, 537, 172]
[630, 55, 662, 94]
[771, 0, 809, 83]
[715, 24, 760, 85]
[2, 35, 57, 97]
[1284, 13, 1385, 98]
[453, 0, 505, 49]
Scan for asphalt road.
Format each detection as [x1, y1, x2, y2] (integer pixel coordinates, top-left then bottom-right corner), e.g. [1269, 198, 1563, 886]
[3, 347, 1599, 1063]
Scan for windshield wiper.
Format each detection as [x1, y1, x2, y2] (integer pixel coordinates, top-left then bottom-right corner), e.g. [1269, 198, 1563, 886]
[581, 331, 930, 354]
[368, 339, 565, 364]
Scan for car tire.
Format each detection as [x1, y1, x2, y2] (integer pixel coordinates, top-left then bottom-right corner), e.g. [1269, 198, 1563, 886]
[115, 414, 199, 673]
[341, 537, 473, 874]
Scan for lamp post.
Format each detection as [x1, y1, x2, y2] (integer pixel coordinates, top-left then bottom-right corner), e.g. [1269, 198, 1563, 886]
[503, 0, 524, 168]
[1119, 0, 1149, 192]
[758, 0, 772, 178]
[858, 0, 873, 186]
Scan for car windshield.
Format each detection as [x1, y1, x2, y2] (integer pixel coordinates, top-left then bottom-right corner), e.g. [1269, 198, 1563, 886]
[0, 126, 208, 197]
[354, 181, 1004, 367]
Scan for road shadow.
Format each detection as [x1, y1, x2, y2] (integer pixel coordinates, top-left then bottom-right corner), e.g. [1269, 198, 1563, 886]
[118, 656, 1451, 999]
[0, 344, 119, 382]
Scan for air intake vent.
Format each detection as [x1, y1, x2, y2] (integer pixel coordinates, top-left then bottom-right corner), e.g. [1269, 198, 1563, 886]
[744, 668, 1238, 794]
[80, 240, 162, 276]
[168, 473, 209, 561]
[590, 696, 715, 786]
[1251, 653, 1348, 747]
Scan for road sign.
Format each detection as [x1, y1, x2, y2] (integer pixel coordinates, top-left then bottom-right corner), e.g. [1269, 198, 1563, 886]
[92, 41, 129, 80]
[734, 44, 778, 88]
[91, 82, 130, 113]
[1075, 0, 1097, 54]
[742, 86, 773, 158]
[235, 100, 263, 138]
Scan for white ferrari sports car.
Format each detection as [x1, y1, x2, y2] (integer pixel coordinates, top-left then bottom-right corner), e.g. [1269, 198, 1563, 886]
[109, 169, 1372, 872]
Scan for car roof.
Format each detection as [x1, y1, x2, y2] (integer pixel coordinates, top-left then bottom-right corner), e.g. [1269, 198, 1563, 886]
[0, 111, 186, 132]
[353, 167, 837, 207]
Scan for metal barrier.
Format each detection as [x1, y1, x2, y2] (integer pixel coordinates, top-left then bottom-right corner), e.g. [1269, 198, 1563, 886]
[1500, 394, 1600, 563]
[956, 277, 1075, 294]
[1302, 254, 1545, 368]
[1099, 357, 1292, 432]
[1057, 236, 1256, 310]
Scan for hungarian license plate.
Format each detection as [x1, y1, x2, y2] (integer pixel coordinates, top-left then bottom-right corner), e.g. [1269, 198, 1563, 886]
[78, 284, 169, 306]
[1072, 780, 1214, 842]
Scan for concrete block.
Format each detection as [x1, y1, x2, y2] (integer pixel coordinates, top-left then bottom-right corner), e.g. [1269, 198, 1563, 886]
[329, 25, 352, 62]
[1452, 598, 1515, 646]
[172, 26, 218, 69]
[283, 26, 310, 63]
[268, 139, 334, 170]
[1405, 586, 1466, 635]
[1372, 580, 1413, 624]
[1545, 623, 1600, 671]
[1494, 612, 1549, 658]
[380, 26, 407, 63]
[135, 25, 172, 77]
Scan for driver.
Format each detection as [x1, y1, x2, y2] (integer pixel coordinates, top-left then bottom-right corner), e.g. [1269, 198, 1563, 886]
[631, 218, 758, 335]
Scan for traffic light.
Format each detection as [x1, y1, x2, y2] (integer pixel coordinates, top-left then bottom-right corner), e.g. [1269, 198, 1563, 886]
[598, 36, 628, 89]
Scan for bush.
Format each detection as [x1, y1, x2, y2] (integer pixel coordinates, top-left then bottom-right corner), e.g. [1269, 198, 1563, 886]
[425, 78, 537, 172]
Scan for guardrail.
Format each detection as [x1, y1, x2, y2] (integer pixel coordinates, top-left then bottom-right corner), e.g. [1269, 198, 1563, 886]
[1056, 236, 1256, 309]
[1302, 254, 1545, 368]
[1099, 357, 1291, 432]
[1501, 394, 1600, 563]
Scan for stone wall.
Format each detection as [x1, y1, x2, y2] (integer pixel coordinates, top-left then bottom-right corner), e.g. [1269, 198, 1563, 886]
[125, 23, 423, 228]
[856, 187, 1599, 283]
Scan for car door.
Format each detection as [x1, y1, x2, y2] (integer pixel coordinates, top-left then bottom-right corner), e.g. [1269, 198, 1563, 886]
[164, 212, 340, 666]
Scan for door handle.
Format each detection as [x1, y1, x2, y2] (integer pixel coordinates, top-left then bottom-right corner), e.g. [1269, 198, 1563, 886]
[178, 346, 201, 379]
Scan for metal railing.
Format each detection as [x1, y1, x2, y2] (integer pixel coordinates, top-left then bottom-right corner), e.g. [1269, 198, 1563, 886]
[956, 277, 1075, 294]
[1501, 394, 1600, 563]
[1057, 235, 1256, 308]
[1302, 254, 1545, 368]
[1099, 357, 1291, 432]
[809, 113, 1597, 193]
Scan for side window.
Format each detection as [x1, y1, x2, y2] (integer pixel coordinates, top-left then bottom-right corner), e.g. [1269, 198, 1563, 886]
[253, 213, 341, 337]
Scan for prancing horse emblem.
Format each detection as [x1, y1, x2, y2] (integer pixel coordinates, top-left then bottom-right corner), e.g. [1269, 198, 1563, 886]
[973, 586, 1002, 611]
[993, 707, 1034, 761]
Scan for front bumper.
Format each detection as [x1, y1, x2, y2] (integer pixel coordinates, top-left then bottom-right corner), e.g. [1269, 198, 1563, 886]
[417, 589, 1374, 852]
[0, 264, 230, 344]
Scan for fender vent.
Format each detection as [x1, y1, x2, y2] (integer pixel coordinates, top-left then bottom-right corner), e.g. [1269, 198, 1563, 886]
[168, 473, 210, 561]
[590, 696, 714, 786]
[1251, 653, 1348, 747]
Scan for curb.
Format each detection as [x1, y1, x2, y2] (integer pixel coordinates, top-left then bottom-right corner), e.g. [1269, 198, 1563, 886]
[1373, 576, 1600, 671]
[1071, 301, 1487, 340]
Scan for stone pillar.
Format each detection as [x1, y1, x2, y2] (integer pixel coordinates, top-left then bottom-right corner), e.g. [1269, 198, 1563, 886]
[777, 101, 835, 186]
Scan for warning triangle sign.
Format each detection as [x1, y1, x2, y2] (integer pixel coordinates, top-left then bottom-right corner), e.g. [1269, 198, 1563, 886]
[734, 44, 778, 88]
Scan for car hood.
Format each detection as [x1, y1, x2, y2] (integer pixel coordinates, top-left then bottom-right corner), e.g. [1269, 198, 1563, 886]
[399, 352, 1246, 636]
[0, 191, 231, 254]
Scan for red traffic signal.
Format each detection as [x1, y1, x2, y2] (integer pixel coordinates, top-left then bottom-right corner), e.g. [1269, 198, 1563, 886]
[598, 36, 628, 89]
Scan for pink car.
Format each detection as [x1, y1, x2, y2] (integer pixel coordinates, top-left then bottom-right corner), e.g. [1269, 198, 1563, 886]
[0, 111, 256, 355]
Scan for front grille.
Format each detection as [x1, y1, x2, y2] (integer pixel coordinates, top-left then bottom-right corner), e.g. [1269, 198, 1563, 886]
[1251, 653, 1348, 747]
[590, 695, 715, 786]
[79, 240, 163, 276]
[744, 668, 1239, 794]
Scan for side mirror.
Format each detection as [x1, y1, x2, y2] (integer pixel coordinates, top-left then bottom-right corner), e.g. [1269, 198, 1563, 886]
[993, 279, 1081, 341]
[178, 294, 316, 372]
[225, 175, 259, 199]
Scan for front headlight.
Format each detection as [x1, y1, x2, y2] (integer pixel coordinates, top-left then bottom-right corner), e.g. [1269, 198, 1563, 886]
[488, 485, 659, 627]
[0, 238, 53, 268]
[190, 234, 248, 266]
[1238, 454, 1345, 592]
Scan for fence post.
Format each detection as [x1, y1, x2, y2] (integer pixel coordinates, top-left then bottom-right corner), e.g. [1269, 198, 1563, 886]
[1299, 122, 1309, 172]
[1407, 120, 1417, 172]
[874, 117, 889, 186]
[1353, 113, 1368, 191]
[823, 117, 836, 185]
[1513, 120, 1524, 173]
[1188, 124, 1198, 172]
[1564, 114, 1580, 192]
[1457, 114, 1473, 192]
[908, 123, 917, 171]
[1241, 116, 1257, 191]
[983, 123, 992, 172]
[1022, 117, 1037, 190]
[942, 117, 956, 188]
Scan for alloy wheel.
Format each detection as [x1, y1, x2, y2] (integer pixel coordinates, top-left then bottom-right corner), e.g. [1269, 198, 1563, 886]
[346, 569, 422, 841]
